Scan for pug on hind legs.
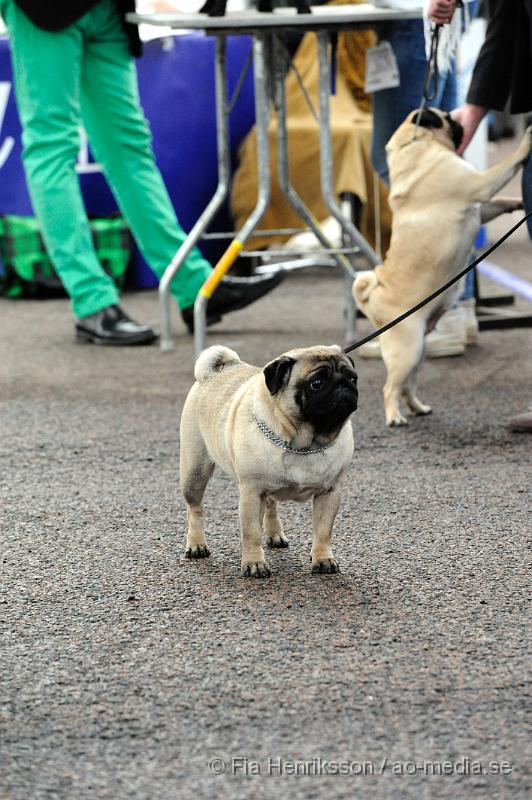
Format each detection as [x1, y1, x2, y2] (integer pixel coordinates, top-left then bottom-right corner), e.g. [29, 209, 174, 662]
[353, 107, 531, 427]
[179, 345, 358, 577]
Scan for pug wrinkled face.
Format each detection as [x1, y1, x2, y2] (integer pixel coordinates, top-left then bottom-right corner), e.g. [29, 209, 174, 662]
[264, 348, 358, 436]
[410, 107, 464, 150]
[296, 356, 358, 435]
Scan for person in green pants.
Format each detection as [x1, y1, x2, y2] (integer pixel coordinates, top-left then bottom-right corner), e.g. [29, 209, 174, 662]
[1, 0, 284, 345]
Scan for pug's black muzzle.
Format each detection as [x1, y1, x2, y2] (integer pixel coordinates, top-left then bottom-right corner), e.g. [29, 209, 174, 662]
[448, 116, 464, 150]
[306, 381, 358, 435]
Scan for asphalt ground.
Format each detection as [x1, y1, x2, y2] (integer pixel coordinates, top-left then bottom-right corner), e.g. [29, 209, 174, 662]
[1, 152, 531, 800]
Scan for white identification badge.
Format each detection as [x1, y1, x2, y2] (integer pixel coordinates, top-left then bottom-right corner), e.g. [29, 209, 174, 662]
[364, 42, 400, 93]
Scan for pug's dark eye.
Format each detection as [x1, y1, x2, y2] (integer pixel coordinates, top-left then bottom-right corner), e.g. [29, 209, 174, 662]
[310, 377, 323, 391]
[348, 375, 357, 385]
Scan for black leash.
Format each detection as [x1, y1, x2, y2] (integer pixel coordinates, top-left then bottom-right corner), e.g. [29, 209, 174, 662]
[414, 23, 441, 128]
[422, 24, 441, 103]
[344, 210, 532, 355]
[417, 1, 465, 114]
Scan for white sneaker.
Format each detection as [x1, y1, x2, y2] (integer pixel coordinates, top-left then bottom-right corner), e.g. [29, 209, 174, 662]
[425, 306, 467, 357]
[460, 297, 479, 345]
[357, 306, 467, 359]
[356, 339, 382, 358]
[282, 216, 342, 252]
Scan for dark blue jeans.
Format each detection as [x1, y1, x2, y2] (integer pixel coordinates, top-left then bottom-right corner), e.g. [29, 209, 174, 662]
[522, 156, 532, 239]
[371, 19, 457, 185]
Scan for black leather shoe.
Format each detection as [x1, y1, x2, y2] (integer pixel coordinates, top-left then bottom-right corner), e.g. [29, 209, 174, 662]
[76, 304, 158, 346]
[181, 270, 286, 334]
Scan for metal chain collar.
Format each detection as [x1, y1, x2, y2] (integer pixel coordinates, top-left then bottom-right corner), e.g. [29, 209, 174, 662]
[253, 414, 334, 455]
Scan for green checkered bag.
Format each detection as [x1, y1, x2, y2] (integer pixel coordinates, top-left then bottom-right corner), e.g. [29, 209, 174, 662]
[0, 215, 132, 298]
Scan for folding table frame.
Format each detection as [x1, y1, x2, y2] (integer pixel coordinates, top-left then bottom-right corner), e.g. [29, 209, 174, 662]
[128, 6, 421, 355]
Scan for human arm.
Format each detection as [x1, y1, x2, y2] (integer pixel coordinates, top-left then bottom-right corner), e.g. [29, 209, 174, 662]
[451, 103, 487, 156]
[465, 0, 515, 112]
[450, 0, 517, 155]
[427, 0, 457, 25]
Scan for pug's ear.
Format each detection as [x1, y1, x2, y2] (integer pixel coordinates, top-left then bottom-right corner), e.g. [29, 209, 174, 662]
[345, 355, 356, 369]
[414, 108, 444, 129]
[263, 357, 296, 395]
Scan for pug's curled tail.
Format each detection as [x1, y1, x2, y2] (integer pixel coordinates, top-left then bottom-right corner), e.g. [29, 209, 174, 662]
[194, 345, 241, 382]
[352, 270, 379, 306]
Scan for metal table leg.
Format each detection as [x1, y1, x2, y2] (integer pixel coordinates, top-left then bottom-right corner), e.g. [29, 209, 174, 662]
[177, 26, 386, 356]
[194, 33, 273, 356]
[316, 30, 380, 342]
[273, 34, 358, 342]
[273, 35, 355, 279]
[158, 36, 231, 352]
[316, 31, 380, 269]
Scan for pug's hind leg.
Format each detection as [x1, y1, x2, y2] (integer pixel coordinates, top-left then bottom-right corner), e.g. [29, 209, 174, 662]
[239, 485, 271, 577]
[264, 496, 288, 548]
[402, 358, 432, 417]
[381, 323, 425, 427]
[181, 449, 214, 560]
[403, 385, 432, 417]
[311, 486, 342, 574]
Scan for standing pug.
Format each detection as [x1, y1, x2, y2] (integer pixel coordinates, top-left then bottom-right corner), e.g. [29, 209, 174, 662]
[353, 107, 531, 427]
[180, 344, 358, 577]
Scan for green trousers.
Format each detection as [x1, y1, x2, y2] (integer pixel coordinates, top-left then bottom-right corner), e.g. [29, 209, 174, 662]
[1, 0, 212, 318]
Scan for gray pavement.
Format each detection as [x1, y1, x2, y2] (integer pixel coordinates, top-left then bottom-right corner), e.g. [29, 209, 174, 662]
[1, 198, 531, 799]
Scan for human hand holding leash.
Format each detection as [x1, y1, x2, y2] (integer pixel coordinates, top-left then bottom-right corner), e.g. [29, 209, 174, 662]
[427, 0, 457, 25]
[451, 103, 488, 155]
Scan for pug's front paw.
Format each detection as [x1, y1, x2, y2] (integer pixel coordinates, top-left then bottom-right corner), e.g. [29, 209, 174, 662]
[410, 403, 432, 417]
[266, 533, 289, 548]
[506, 198, 524, 212]
[387, 413, 408, 427]
[241, 561, 272, 578]
[311, 557, 340, 575]
[185, 544, 211, 559]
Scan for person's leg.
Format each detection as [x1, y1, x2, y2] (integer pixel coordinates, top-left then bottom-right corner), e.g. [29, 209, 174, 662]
[437, 62, 475, 305]
[436, 60, 479, 324]
[1, 0, 119, 318]
[524, 1, 532, 240]
[371, 19, 428, 185]
[78, 0, 210, 311]
[371, 19, 459, 184]
[522, 155, 532, 239]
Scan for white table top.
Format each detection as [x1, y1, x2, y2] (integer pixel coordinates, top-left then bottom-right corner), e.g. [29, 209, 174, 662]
[128, 4, 422, 33]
